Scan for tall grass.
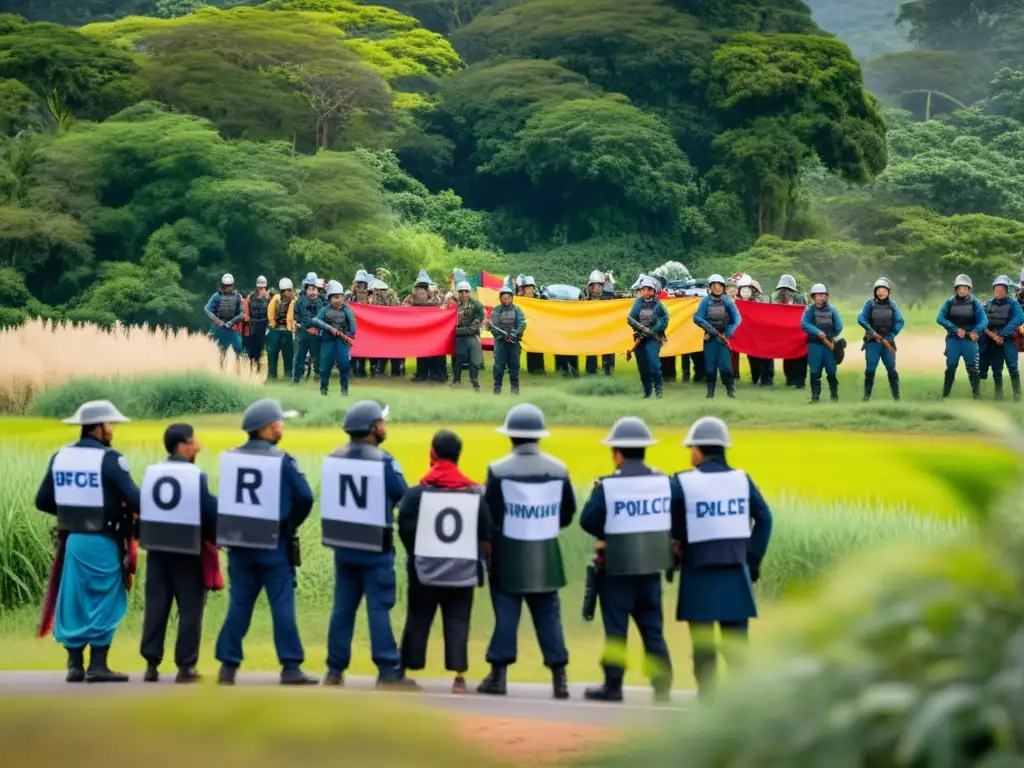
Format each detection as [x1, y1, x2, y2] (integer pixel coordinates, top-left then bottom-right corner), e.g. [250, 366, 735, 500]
[0, 319, 261, 414]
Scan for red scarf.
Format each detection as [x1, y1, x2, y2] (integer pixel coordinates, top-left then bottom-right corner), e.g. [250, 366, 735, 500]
[419, 451, 477, 489]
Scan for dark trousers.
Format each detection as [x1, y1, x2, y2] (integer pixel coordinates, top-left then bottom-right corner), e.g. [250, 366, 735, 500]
[485, 584, 569, 668]
[245, 322, 267, 371]
[526, 351, 546, 374]
[690, 619, 748, 696]
[139, 551, 207, 668]
[372, 358, 404, 376]
[292, 331, 321, 382]
[554, 355, 578, 377]
[599, 574, 671, 689]
[783, 356, 807, 388]
[748, 357, 774, 385]
[326, 553, 400, 675]
[266, 329, 293, 380]
[400, 567, 473, 673]
[635, 337, 662, 396]
[415, 357, 446, 381]
[585, 354, 615, 375]
[353, 357, 368, 377]
[681, 353, 706, 382]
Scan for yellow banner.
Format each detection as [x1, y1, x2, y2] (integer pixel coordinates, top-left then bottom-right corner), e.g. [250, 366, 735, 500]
[477, 289, 704, 356]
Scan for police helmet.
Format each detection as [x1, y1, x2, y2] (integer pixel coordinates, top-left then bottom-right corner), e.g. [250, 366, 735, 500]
[523, 276, 537, 287]
[873, 278, 891, 292]
[415, 269, 431, 285]
[954, 274, 972, 290]
[736, 274, 754, 288]
[221, 273, 234, 286]
[601, 417, 657, 448]
[303, 271, 318, 286]
[499, 282, 514, 296]
[496, 403, 549, 439]
[776, 274, 797, 292]
[588, 269, 605, 285]
[456, 280, 472, 292]
[682, 416, 731, 448]
[810, 283, 829, 296]
[241, 399, 293, 433]
[375, 280, 389, 291]
[355, 269, 370, 284]
[256, 275, 267, 287]
[708, 274, 726, 287]
[515, 274, 525, 287]
[993, 275, 1013, 289]
[343, 400, 387, 434]
[62, 400, 130, 426]
[639, 276, 660, 291]
[279, 277, 293, 291]
[326, 280, 345, 296]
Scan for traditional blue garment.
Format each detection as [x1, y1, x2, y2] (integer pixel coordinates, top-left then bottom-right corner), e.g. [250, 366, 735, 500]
[53, 533, 126, 649]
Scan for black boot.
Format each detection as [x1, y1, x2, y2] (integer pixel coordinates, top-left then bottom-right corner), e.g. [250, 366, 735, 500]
[994, 377, 1004, 401]
[66, 647, 85, 683]
[584, 682, 624, 702]
[144, 662, 159, 683]
[322, 671, 344, 686]
[551, 664, 569, 700]
[176, 666, 201, 683]
[888, 371, 900, 401]
[706, 378, 716, 399]
[968, 368, 981, 400]
[1012, 373, 1021, 402]
[828, 376, 839, 402]
[493, 380, 502, 395]
[477, 664, 508, 695]
[942, 369, 955, 398]
[281, 668, 319, 685]
[376, 669, 422, 691]
[722, 373, 736, 398]
[85, 645, 128, 683]
[810, 378, 821, 403]
[218, 664, 237, 685]
[863, 372, 875, 402]
[510, 379, 520, 395]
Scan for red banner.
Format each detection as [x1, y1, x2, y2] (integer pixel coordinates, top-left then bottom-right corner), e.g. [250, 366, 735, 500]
[481, 271, 505, 289]
[349, 304, 456, 357]
[730, 302, 808, 360]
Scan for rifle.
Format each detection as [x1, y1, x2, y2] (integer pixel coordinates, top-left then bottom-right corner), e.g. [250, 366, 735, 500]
[703, 329, 732, 350]
[867, 333, 897, 354]
[486, 322, 516, 343]
[625, 316, 666, 361]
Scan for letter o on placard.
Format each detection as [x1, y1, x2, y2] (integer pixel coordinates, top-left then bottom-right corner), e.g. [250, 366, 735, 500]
[435, 507, 463, 544]
[153, 476, 181, 511]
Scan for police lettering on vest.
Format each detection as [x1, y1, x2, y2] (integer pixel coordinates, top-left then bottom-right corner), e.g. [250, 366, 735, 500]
[677, 470, 751, 545]
[140, 461, 202, 555]
[217, 449, 284, 549]
[602, 474, 674, 576]
[414, 490, 480, 588]
[52, 445, 106, 533]
[320, 456, 387, 551]
[498, 479, 564, 593]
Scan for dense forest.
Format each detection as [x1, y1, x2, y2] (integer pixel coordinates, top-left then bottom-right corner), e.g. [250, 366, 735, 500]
[1, 0, 1022, 330]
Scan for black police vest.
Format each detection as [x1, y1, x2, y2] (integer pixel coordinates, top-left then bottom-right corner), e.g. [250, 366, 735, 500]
[812, 306, 834, 334]
[868, 301, 895, 336]
[948, 299, 975, 330]
[249, 295, 269, 323]
[275, 296, 292, 326]
[637, 303, 656, 327]
[706, 298, 728, 331]
[216, 292, 238, 322]
[987, 300, 1012, 331]
[323, 306, 351, 333]
[493, 306, 516, 332]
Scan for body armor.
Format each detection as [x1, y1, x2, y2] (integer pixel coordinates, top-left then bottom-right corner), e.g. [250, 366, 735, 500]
[868, 301, 894, 336]
[216, 292, 238, 322]
[812, 306, 834, 334]
[248, 294, 269, 323]
[494, 306, 517, 332]
[987, 300, 1012, 330]
[948, 299, 975, 330]
[706, 298, 728, 330]
[638, 303, 655, 327]
[323, 306, 351, 333]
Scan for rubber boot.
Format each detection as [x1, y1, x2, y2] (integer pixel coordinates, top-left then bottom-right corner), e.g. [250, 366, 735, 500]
[584, 682, 624, 702]
[281, 668, 319, 685]
[994, 377, 1004, 401]
[968, 368, 981, 400]
[1012, 373, 1021, 402]
[863, 372, 874, 402]
[706, 378, 716, 399]
[144, 662, 159, 683]
[722, 373, 736, 399]
[66, 647, 85, 683]
[477, 664, 508, 696]
[828, 375, 839, 402]
[888, 371, 900, 401]
[810, 378, 821, 403]
[942, 369, 955, 398]
[218, 664, 237, 685]
[551, 664, 569, 700]
[85, 645, 128, 683]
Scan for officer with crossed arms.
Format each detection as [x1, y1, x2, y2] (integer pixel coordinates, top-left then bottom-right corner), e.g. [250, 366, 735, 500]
[672, 416, 773, 698]
[580, 417, 683, 703]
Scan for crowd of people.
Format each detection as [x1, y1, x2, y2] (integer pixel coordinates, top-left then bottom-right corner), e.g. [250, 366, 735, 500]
[205, 266, 1024, 403]
[36, 398, 771, 700]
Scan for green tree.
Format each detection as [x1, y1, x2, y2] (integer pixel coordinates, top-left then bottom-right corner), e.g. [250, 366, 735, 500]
[863, 51, 992, 119]
[352, 0, 500, 35]
[896, 0, 1024, 51]
[0, 78, 41, 136]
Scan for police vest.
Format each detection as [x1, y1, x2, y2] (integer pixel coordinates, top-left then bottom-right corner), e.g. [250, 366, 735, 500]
[638, 303, 655, 327]
[987, 300, 1012, 331]
[811, 306, 834, 334]
[868, 301, 895, 336]
[249, 295, 269, 323]
[52, 445, 107, 534]
[320, 455, 388, 551]
[499, 478, 564, 593]
[216, 292, 238, 322]
[414, 489, 480, 588]
[706, 298, 728, 331]
[948, 299, 976, 330]
[601, 474, 674, 576]
[322, 306, 352, 333]
[676, 469, 751, 567]
[493, 306, 516, 332]
[216, 448, 284, 550]
[139, 461, 202, 555]
[275, 296, 292, 326]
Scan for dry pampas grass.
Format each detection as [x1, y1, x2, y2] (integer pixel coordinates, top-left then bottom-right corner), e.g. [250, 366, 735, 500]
[0, 319, 262, 413]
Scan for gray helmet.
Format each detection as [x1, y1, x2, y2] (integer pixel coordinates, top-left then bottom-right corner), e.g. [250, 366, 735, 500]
[415, 269, 431, 285]
[241, 398, 292, 433]
[355, 269, 370, 284]
[499, 281, 514, 296]
[639, 275, 659, 291]
[993, 275, 1013, 289]
[496, 403, 549, 439]
[515, 274, 525, 287]
[343, 400, 388, 434]
[588, 269, 605, 285]
[873, 277, 891, 292]
[682, 416, 731, 448]
[62, 400, 130, 425]
[523, 275, 536, 287]
[456, 280, 472, 292]
[810, 283, 828, 296]
[954, 274, 972, 290]
[708, 274, 726, 287]
[776, 274, 797, 292]
[325, 279, 345, 296]
[601, 417, 657, 448]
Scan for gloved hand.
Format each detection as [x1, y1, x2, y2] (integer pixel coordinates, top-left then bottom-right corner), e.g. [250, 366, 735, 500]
[747, 554, 761, 584]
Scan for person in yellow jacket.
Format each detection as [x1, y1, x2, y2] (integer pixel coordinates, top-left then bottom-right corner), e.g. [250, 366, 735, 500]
[266, 278, 296, 381]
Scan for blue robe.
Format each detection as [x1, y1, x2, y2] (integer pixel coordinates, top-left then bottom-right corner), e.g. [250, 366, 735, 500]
[54, 535, 127, 649]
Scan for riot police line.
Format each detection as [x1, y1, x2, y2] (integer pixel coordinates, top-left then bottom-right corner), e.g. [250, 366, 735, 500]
[36, 398, 772, 700]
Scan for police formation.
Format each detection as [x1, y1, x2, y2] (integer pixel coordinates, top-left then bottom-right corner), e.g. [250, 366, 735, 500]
[36, 399, 773, 701]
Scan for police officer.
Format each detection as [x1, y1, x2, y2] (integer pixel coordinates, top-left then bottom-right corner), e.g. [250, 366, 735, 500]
[214, 399, 316, 685]
[479, 404, 575, 700]
[936, 274, 986, 399]
[292, 272, 325, 384]
[139, 423, 218, 683]
[348, 269, 373, 379]
[585, 269, 616, 377]
[983, 275, 1024, 401]
[801, 284, 844, 403]
[580, 417, 681, 703]
[857, 278, 905, 402]
[453, 280, 485, 391]
[774, 275, 807, 388]
[313, 280, 357, 397]
[628, 276, 669, 399]
[489, 281, 527, 395]
[35, 400, 140, 683]
[321, 401, 418, 688]
[693, 274, 740, 399]
[673, 417, 773, 698]
[245, 276, 271, 372]
[205, 273, 245, 364]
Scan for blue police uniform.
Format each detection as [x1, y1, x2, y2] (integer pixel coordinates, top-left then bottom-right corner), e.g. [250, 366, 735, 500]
[292, 292, 325, 383]
[673, 458, 772, 696]
[982, 295, 1024, 400]
[205, 290, 245, 358]
[801, 302, 843, 401]
[693, 293, 741, 397]
[580, 460, 683, 697]
[324, 442, 410, 682]
[936, 295, 987, 397]
[313, 302, 356, 396]
[857, 296, 905, 401]
[628, 296, 669, 398]
[214, 439, 313, 678]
